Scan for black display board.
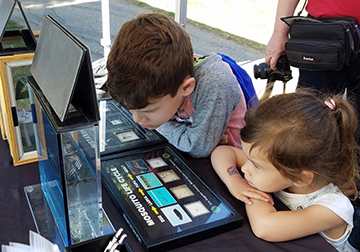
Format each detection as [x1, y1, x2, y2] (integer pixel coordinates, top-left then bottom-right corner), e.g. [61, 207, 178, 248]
[98, 98, 167, 156]
[0, 0, 36, 54]
[101, 144, 243, 252]
[28, 15, 99, 132]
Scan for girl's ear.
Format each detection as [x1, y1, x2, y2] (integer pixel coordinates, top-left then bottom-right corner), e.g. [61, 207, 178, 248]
[293, 170, 314, 187]
[179, 77, 195, 96]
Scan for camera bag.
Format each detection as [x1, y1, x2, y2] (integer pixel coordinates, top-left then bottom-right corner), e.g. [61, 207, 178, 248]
[282, 15, 360, 71]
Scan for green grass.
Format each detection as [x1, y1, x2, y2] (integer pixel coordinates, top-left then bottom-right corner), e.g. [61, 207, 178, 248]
[2, 21, 26, 49]
[5, 21, 23, 31]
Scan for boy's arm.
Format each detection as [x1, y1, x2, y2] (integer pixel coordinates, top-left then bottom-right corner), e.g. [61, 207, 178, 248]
[211, 146, 273, 205]
[157, 54, 241, 158]
[245, 199, 348, 242]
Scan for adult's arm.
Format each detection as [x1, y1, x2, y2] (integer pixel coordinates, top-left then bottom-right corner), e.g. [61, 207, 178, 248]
[265, 0, 300, 70]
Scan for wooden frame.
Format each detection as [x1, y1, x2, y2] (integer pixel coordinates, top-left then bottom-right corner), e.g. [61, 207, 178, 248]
[0, 85, 8, 140]
[0, 52, 38, 165]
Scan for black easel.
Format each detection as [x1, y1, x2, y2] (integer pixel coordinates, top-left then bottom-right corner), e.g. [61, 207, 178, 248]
[0, 0, 36, 55]
[28, 15, 100, 132]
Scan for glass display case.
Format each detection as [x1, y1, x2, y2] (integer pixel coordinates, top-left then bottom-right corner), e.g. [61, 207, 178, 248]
[24, 14, 105, 248]
[97, 98, 167, 156]
[33, 100, 102, 246]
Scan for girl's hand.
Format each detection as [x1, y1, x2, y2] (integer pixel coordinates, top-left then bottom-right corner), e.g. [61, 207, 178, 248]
[227, 177, 274, 206]
[211, 146, 273, 205]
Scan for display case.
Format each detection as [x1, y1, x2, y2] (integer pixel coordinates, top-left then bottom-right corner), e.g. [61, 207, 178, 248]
[25, 14, 105, 247]
[97, 98, 167, 156]
[101, 144, 244, 252]
[33, 100, 103, 246]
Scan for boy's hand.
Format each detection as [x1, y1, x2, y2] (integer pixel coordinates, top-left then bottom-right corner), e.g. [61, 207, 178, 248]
[219, 129, 229, 145]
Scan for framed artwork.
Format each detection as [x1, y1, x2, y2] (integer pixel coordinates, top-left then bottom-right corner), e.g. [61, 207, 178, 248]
[0, 53, 38, 165]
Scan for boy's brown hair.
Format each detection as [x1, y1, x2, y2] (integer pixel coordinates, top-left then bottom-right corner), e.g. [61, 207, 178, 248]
[106, 13, 194, 110]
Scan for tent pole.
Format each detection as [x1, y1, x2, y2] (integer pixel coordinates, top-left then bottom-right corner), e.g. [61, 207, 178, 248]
[175, 0, 188, 28]
[101, 0, 111, 58]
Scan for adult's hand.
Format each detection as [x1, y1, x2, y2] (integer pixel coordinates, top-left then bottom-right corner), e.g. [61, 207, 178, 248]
[265, 0, 300, 70]
[265, 32, 288, 70]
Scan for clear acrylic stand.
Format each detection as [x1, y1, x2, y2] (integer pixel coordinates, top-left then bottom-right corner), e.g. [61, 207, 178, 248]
[25, 184, 115, 252]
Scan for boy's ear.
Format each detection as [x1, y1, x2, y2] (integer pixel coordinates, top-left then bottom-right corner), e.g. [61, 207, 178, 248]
[179, 77, 195, 96]
[294, 170, 314, 187]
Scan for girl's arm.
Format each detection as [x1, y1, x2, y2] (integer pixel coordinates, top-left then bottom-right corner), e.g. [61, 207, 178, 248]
[246, 199, 348, 242]
[211, 146, 273, 205]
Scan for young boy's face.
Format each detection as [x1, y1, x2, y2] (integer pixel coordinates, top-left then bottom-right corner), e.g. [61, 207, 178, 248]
[130, 94, 183, 129]
[128, 77, 195, 130]
[129, 93, 184, 130]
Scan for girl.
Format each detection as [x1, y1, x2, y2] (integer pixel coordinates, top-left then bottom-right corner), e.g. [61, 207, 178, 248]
[211, 89, 359, 252]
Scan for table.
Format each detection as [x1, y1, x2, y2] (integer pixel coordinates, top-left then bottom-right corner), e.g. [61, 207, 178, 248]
[0, 135, 336, 251]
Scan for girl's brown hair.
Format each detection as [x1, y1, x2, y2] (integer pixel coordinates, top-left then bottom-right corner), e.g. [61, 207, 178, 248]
[241, 89, 359, 199]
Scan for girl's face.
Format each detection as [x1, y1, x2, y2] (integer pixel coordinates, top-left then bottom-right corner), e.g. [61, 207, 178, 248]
[241, 141, 295, 193]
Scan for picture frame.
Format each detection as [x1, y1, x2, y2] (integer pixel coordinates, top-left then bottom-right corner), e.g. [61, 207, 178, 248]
[0, 52, 38, 165]
[0, 91, 8, 140]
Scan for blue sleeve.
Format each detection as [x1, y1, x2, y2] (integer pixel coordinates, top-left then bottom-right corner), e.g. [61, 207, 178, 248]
[218, 53, 258, 108]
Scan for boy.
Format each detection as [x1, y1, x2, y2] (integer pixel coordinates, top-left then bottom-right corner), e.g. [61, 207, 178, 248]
[106, 13, 247, 158]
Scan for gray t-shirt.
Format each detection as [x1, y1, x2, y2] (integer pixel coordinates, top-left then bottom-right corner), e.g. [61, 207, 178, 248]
[156, 53, 241, 157]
